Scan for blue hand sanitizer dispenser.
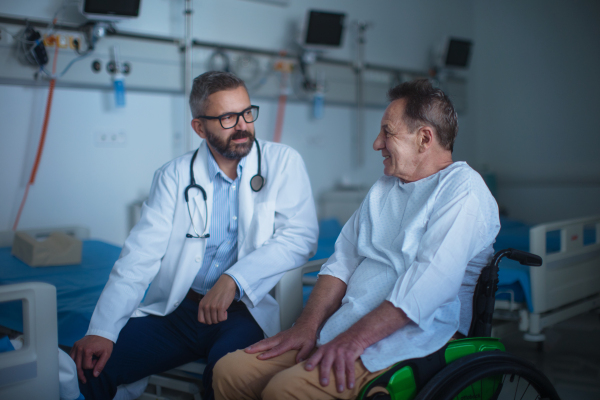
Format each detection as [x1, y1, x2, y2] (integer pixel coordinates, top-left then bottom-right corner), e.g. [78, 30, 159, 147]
[112, 46, 126, 108]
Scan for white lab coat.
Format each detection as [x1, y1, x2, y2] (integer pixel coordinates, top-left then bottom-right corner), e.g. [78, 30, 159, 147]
[87, 139, 318, 342]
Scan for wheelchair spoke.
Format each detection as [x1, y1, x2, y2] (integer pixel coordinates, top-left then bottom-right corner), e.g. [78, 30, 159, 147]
[412, 352, 560, 400]
[519, 382, 531, 400]
[514, 374, 521, 399]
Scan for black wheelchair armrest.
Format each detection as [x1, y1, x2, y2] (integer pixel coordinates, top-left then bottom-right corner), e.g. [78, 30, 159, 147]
[501, 248, 542, 267]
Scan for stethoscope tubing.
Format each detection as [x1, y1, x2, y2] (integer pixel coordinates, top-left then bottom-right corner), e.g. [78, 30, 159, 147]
[185, 138, 263, 239]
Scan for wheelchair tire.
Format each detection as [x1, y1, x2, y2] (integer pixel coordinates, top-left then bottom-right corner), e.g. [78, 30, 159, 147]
[414, 351, 560, 400]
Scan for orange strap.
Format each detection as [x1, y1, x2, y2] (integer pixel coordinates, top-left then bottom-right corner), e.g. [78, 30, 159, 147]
[13, 45, 58, 231]
[273, 72, 288, 143]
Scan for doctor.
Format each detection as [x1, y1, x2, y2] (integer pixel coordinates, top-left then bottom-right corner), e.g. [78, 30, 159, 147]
[70, 71, 319, 400]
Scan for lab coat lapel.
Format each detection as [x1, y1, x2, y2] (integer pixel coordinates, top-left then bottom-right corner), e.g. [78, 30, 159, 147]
[190, 141, 213, 235]
[238, 140, 259, 252]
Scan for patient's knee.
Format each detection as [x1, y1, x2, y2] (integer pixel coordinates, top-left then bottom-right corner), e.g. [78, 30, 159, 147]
[262, 367, 305, 400]
[214, 350, 246, 383]
[213, 350, 260, 400]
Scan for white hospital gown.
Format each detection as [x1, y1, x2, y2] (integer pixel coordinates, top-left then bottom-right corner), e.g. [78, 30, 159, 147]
[317, 162, 500, 372]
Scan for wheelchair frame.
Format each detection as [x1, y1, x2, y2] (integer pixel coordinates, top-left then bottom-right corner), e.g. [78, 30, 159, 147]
[357, 248, 561, 400]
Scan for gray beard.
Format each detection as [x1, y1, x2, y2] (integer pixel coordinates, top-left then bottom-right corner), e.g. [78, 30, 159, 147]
[206, 130, 254, 160]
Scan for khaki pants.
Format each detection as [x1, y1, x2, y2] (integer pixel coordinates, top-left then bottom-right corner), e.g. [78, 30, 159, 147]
[213, 349, 391, 400]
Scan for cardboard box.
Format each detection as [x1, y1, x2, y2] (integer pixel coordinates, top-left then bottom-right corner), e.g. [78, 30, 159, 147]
[11, 231, 82, 267]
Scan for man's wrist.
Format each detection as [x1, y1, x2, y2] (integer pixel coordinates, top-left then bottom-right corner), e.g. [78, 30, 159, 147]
[294, 315, 321, 336]
[223, 272, 243, 299]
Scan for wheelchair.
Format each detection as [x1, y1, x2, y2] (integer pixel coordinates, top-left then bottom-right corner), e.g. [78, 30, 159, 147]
[357, 248, 561, 400]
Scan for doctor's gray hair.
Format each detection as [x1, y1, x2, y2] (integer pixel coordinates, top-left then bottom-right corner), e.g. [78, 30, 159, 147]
[189, 71, 247, 118]
[387, 79, 458, 152]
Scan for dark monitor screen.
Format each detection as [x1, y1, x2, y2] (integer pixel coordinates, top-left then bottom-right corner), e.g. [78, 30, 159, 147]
[445, 39, 472, 68]
[304, 10, 345, 47]
[83, 0, 141, 17]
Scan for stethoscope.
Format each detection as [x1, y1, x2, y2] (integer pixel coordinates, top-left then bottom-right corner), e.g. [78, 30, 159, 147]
[185, 138, 264, 239]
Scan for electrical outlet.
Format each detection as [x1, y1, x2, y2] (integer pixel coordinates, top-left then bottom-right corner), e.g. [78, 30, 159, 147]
[94, 131, 127, 147]
[43, 34, 55, 47]
[57, 35, 68, 49]
[43, 34, 79, 49]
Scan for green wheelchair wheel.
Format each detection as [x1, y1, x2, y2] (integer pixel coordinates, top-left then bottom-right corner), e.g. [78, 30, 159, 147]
[414, 351, 561, 400]
[358, 338, 506, 400]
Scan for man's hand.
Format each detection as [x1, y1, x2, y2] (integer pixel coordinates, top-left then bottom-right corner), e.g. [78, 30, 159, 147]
[304, 331, 367, 393]
[245, 322, 318, 363]
[198, 274, 237, 324]
[69, 335, 114, 383]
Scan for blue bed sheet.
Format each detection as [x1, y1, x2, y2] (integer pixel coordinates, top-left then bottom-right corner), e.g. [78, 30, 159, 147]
[0, 240, 120, 347]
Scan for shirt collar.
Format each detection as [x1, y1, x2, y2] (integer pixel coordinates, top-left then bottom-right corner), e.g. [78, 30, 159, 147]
[206, 147, 246, 183]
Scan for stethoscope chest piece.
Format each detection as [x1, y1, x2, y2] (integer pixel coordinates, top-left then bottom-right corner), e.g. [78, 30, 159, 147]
[250, 174, 264, 192]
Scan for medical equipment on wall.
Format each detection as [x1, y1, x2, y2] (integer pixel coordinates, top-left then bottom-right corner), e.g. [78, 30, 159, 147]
[13, 28, 59, 231]
[312, 72, 325, 119]
[296, 10, 347, 120]
[9, 0, 111, 80]
[185, 138, 264, 239]
[80, 0, 141, 22]
[232, 53, 265, 89]
[299, 10, 346, 52]
[111, 45, 126, 107]
[208, 48, 232, 72]
[8, 0, 135, 231]
[430, 37, 473, 81]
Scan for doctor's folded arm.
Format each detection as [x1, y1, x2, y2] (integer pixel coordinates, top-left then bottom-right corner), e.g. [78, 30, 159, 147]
[212, 79, 500, 400]
[69, 71, 319, 400]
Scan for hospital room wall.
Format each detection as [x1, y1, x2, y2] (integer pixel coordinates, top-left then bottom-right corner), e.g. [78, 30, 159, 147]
[0, 0, 476, 245]
[470, 1, 600, 224]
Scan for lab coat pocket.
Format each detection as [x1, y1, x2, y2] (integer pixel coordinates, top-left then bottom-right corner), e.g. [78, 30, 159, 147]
[251, 201, 275, 248]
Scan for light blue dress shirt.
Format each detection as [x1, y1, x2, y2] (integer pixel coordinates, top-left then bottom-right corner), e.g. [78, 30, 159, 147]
[191, 150, 245, 299]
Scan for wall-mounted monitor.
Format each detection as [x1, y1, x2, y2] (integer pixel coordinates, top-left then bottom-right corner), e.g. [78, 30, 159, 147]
[80, 0, 141, 21]
[300, 10, 346, 51]
[444, 38, 472, 68]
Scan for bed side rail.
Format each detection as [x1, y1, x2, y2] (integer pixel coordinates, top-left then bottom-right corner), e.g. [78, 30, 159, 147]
[529, 215, 600, 313]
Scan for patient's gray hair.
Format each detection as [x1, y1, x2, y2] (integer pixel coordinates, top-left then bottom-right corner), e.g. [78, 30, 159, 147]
[387, 79, 458, 152]
[189, 71, 247, 118]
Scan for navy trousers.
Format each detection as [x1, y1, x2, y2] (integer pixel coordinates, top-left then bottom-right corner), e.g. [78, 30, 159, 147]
[79, 297, 264, 400]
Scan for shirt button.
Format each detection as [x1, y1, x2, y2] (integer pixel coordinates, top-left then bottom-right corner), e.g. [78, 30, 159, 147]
[195, 256, 201, 263]
[232, 185, 236, 190]
[233, 216, 238, 220]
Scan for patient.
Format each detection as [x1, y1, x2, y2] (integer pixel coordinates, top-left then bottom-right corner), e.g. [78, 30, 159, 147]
[212, 79, 501, 400]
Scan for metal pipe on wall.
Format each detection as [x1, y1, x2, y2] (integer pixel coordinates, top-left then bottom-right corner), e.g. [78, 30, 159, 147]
[184, 0, 194, 153]
[0, 16, 421, 79]
[354, 22, 370, 168]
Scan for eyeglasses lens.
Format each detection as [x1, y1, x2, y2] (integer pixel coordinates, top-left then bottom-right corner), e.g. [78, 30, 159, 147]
[220, 106, 259, 129]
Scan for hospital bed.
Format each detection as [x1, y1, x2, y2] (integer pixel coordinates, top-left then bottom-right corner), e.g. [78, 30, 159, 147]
[0, 226, 321, 399]
[493, 215, 600, 342]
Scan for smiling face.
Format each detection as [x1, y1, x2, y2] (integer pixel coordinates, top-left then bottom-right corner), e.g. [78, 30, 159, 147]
[373, 99, 424, 182]
[192, 86, 255, 160]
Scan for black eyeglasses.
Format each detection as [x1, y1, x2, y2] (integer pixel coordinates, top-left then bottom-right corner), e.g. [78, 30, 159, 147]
[196, 105, 259, 129]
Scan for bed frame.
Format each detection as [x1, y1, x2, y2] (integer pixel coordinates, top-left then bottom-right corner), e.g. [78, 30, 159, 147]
[495, 215, 600, 342]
